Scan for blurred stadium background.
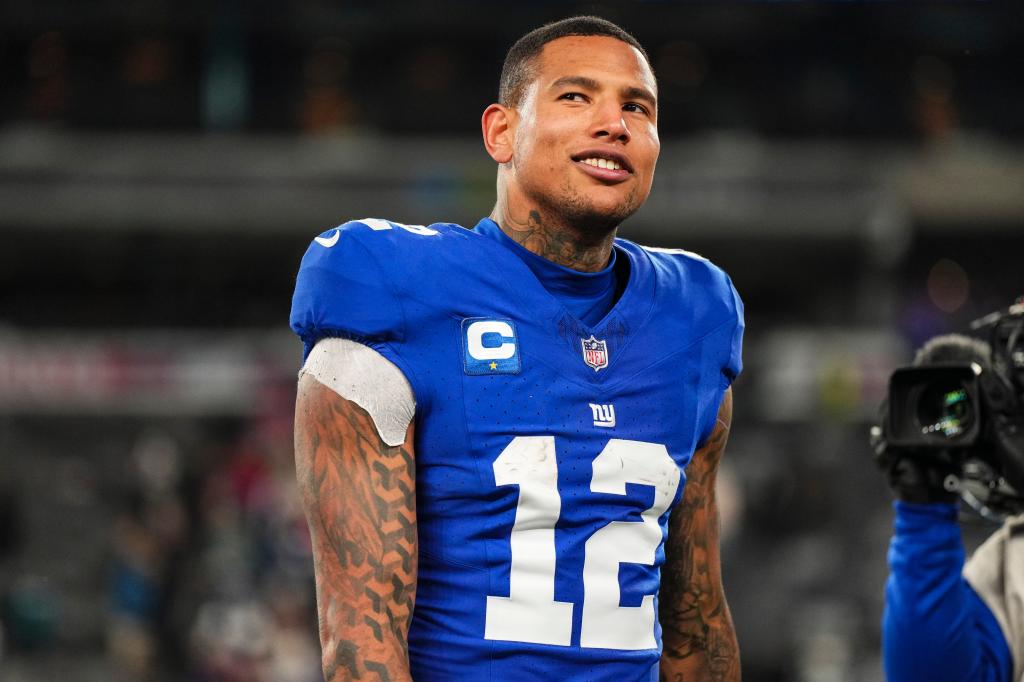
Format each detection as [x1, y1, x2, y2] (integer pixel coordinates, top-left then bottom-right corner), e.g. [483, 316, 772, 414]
[0, 2, 1022, 680]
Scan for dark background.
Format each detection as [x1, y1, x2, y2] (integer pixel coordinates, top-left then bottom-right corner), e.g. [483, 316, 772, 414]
[1, 2, 1022, 680]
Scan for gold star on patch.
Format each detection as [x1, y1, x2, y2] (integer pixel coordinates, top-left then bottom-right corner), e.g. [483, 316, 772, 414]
[489, 361, 498, 370]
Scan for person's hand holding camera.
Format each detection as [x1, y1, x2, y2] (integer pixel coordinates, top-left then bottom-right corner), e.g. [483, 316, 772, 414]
[872, 424, 960, 505]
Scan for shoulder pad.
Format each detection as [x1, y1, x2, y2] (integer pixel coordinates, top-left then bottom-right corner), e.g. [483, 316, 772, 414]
[309, 218, 442, 252]
[290, 219, 434, 358]
[640, 243, 744, 382]
[640, 244, 710, 262]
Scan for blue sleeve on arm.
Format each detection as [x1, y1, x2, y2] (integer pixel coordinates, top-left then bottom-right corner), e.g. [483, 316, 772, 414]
[725, 273, 744, 383]
[883, 501, 1013, 682]
[289, 224, 406, 362]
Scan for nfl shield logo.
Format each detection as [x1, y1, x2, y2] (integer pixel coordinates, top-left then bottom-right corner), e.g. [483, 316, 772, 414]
[581, 335, 609, 371]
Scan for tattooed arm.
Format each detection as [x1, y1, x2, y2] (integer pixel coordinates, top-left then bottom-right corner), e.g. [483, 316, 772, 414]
[659, 388, 740, 682]
[294, 373, 417, 682]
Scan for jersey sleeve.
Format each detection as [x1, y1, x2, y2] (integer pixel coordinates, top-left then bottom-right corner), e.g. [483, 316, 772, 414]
[689, 265, 744, 448]
[723, 272, 744, 384]
[882, 502, 1013, 682]
[651, 249, 744, 447]
[289, 222, 406, 362]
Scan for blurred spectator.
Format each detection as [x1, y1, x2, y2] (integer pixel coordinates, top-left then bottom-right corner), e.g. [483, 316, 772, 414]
[106, 509, 161, 677]
[183, 419, 316, 680]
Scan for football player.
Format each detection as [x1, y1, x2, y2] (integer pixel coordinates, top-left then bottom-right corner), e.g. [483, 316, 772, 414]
[291, 15, 744, 682]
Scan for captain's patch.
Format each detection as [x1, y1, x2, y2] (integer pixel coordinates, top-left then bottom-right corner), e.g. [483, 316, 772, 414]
[463, 318, 521, 375]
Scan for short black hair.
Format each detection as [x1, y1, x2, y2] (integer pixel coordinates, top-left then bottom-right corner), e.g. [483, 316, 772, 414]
[498, 16, 651, 108]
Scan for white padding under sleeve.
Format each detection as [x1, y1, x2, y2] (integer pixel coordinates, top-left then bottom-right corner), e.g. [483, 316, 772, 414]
[300, 338, 416, 447]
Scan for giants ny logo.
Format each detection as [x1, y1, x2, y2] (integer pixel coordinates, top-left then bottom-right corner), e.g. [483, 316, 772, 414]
[589, 403, 616, 428]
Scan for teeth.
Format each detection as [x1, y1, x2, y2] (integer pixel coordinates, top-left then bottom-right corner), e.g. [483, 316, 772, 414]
[580, 157, 622, 171]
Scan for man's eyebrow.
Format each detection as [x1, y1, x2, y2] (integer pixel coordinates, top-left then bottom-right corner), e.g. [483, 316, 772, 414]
[621, 85, 657, 108]
[549, 75, 601, 92]
[549, 75, 657, 108]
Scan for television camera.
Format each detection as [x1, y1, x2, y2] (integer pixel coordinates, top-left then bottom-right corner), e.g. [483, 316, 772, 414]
[873, 300, 1024, 519]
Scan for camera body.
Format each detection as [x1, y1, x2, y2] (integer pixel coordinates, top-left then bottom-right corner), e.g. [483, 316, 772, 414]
[881, 301, 1024, 515]
[887, 364, 984, 448]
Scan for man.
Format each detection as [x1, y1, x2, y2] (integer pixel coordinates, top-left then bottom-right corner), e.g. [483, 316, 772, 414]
[880, 335, 1020, 682]
[291, 16, 744, 681]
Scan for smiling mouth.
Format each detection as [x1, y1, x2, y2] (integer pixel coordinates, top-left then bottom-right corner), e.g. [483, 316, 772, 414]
[577, 156, 624, 171]
[570, 151, 634, 176]
[571, 153, 633, 183]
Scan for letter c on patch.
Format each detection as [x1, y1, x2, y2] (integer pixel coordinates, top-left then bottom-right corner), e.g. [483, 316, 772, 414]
[466, 320, 516, 360]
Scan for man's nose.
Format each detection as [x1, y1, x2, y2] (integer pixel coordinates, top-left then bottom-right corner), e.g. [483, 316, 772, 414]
[591, 102, 630, 144]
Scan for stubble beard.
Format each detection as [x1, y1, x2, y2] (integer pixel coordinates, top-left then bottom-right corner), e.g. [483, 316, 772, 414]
[517, 163, 642, 244]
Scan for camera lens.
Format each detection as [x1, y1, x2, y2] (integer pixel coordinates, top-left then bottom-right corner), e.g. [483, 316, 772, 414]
[917, 382, 974, 440]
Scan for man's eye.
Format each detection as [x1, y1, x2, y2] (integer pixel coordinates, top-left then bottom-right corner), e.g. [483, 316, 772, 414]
[623, 102, 650, 115]
[559, 92, 587, 102]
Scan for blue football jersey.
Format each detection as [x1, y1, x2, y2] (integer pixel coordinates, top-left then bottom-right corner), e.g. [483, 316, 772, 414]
[290, 217, 744, 681]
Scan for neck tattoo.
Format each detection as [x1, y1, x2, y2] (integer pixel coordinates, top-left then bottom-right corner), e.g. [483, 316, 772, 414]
[491, 197, 615, 274]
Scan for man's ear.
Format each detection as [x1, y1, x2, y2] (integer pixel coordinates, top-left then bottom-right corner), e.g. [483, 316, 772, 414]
[481, 103, 514, 164]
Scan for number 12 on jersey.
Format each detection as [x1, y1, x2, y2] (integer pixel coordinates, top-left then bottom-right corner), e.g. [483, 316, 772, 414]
[484, 436, 681, 650]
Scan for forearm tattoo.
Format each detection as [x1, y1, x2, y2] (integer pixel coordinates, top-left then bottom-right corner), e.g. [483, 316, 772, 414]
[294, 375, 417, 682]
[659, 389, 741, 682]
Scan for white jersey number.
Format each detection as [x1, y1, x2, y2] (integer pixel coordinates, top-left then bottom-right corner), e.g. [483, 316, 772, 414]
[484, 436, 681, 650]
[357, 217, 438, 235]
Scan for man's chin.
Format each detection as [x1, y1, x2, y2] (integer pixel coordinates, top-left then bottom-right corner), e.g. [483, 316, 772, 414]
[588, 197, 636, 219]
[560, 201, 638, 238]
[573, 190, 641, 227]
[524, 178, 642, 236]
